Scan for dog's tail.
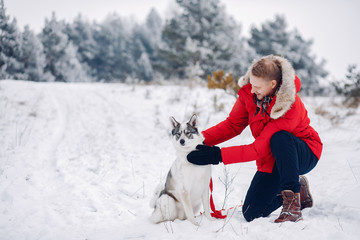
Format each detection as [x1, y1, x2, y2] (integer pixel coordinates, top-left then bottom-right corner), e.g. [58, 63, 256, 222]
[149, 183, 164, 208]
[149, 194, 177, 224]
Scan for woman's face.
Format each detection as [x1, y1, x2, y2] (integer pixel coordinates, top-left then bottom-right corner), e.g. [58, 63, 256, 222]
[250, 74, 277, 100]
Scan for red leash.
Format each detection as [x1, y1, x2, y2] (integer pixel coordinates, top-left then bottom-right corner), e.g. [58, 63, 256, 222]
[209, 178, 227, 219]
[203, 178, 243, 219]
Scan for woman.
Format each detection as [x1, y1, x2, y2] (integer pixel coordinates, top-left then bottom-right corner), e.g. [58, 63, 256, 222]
[187, 55, 323, 223]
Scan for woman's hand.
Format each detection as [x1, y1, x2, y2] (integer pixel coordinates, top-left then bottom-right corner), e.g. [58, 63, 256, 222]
[187, 144, 222, 165]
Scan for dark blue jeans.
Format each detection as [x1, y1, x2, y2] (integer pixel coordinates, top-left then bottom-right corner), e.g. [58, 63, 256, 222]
[242, 131, 318, 222]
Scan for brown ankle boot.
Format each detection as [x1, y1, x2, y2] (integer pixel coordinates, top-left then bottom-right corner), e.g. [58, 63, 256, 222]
[274, 190, 302, 223]
[299, 175, 313, 210]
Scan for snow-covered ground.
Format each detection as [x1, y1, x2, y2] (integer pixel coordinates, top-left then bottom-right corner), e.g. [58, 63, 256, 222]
[0, 80, 359, 240]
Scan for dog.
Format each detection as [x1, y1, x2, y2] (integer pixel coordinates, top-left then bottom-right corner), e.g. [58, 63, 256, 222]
[149, 114, 212, 225]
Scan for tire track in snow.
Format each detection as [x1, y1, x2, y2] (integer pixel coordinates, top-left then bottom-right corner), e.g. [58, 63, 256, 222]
[43, 84, 69, 169]
[39, 84, 144, 226]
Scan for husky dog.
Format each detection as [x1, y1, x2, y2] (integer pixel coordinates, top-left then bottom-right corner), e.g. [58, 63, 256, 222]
[149, 114, 212, 225]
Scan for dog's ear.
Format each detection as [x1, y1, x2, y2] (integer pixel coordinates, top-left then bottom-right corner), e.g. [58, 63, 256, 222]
[188, 114, 197, 128]
[170, 116, 180, 129]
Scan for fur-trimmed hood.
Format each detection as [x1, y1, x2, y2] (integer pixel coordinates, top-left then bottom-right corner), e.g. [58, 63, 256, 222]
[238, 55, 300, 119]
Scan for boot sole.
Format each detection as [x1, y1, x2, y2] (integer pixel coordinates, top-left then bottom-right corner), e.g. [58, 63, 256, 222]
[300, 175, 313, 209]
[274, 215, 303, 223]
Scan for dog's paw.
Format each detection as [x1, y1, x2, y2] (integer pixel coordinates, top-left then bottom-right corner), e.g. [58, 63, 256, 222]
[203, 212, 214, 221]
[188, 218, 200, 226]
[193, 221, 200, 227]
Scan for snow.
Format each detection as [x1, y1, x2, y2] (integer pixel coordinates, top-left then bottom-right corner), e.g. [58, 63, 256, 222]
[0, 80, 360, 239]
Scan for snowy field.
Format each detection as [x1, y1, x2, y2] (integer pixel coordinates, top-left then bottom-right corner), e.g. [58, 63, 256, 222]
[0, 80, 360, 240]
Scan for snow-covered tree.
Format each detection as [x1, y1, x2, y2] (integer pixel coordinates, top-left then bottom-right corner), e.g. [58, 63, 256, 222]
[248, 15, 328, 94]
[65, 15, 96, 78]
[159, 0, 254, 79]
[57, 42, 89, 82]
[129, 9, 163, 81]
[40, 12, 89, 82]
[0, 0, 24, 79]
[333, 64, 360, 107]
[147, 9, 162, 35]
[248, 15, 289, 56]
[136, 52, 153, 81]
[185, 61, 204, 85]
[91, 14, 136, 82]
[20, 25, 50, 81]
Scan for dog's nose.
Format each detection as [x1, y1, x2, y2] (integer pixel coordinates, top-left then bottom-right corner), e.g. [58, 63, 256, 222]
[180, 139, 185, 145]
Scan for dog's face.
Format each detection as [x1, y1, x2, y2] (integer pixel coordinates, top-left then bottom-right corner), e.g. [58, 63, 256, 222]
[170, 114, 203, 152]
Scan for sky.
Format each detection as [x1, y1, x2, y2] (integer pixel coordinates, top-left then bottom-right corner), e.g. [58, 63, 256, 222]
[5, 0, 360, 80]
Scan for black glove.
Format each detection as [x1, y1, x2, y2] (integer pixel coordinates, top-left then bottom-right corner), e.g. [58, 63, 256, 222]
[187, 144, 222, 165]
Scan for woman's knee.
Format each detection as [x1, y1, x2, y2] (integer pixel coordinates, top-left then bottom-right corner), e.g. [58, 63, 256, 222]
[242, 204, 264, 222]
[270, 131, 293, 151]
[242, 204, 254, 222]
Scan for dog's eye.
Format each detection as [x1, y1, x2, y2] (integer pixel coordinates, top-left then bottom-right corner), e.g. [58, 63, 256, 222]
[173, 131, 181, 140]
[172, 128, 181, 136]
[184, 130, 194, 139]
[186, 124, 198, 133]
[186, 127, 198, 134]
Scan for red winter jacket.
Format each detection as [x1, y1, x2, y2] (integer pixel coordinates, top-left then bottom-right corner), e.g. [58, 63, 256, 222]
[202, 55, 323, 173]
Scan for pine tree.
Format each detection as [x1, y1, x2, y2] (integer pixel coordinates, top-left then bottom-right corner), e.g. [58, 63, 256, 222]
[248, 15, 328, 94]
[137, 52, 153, 81]
[129, 9, 163, 81]
[145, 9, 162, 41]
[158, 15, 189, 78]
[0, 0, 24, 79]
[333, 64, 360, 107]
[89, 21, 112, 81]
[248, 15, 289, 56]
[92, 14, 140, 82]
[159, 0, 254, 79]
[65, 15, 96, 78]
[56, 42, 89, 82]
[40, 12, 89, 82]
[128, 30, 151, 81]
[20, 25, 49, 81]
[142, 8, 162, 58]
[0, 0, 9, 77]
